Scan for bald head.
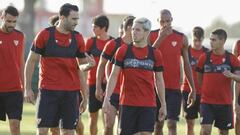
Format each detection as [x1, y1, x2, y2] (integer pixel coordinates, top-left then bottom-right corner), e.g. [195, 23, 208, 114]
[160, 9, 172, 17]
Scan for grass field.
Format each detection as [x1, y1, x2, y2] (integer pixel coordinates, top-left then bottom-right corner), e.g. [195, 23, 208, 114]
[0, 103, 235, 135]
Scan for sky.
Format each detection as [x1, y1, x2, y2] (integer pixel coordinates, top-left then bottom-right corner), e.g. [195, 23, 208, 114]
[1, 0, 240, 33]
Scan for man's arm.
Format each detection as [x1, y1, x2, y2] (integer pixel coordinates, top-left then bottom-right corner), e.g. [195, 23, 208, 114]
[20, 38, 26, 89]
[24, 51, 40, 104]
[78, 69, 88, 113]
[102, 64, 121, 114]
[95, 56, 108, 101]
[181, 35, 196, 107]
[155, 72, 166, 121]
[152, 26, 172, 48]
[78, 53, 95, 71]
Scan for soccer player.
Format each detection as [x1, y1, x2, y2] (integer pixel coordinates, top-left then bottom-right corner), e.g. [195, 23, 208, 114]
[197, 29, 240, 135]
[102, 17, 167, 135]
[230, 39, 240, 135]
[85, 14, 113, 135]
[0, 5, 25, 135]
[148, 9, 196, 135]
[181, 26, 208, 135]
[96, 16, 135, 135]
[24, 3, 94, 135]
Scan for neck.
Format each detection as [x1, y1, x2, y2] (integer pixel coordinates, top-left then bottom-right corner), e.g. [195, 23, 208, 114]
[0, 25, 9, 33]
[97, 32, 109, 40]
[191, 45, 202, 50]
[133, 40, 147, 48]
[213, 48, 225, 55]
[56, 24, 70, 34]
[122, 33, 132, 44]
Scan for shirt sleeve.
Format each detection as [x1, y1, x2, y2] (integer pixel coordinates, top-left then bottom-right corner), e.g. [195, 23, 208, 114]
[230, 55, 240, 72]
[196, 53, 207, 73]
[101, 39, 116, 61]
[85, 38, 93, 54]
[153, 49, 164, 72]
[75, 34, 86, 58]
[112, 45, 127, 67]
[31, 30, 49, 55]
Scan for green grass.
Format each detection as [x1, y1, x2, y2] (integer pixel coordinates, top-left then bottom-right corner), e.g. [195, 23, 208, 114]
[0, 103, 235, 135]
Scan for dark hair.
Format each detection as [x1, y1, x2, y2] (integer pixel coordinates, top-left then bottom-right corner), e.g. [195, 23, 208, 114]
[92, 15, 109, 31]
[122, 16, 135, 31]
[193, 26, 204, 39]
[3, 5, 19, 16]
[59, 3, 78, 17]
[212, 29, 227, 41]
[48, 15, 59, 26]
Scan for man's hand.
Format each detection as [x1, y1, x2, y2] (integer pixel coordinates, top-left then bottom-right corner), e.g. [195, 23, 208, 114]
[158, 105, 167, 122]
[24, 89, 35, 105]
[222, 70, 234, 78]
[187, 91, 196, 108]
[79, 98, 87, 114]
[159, 25, 172, 38]
[102, 98, 111, 114]
[85, 53, 96, 68]
[95, 87, 104, 101]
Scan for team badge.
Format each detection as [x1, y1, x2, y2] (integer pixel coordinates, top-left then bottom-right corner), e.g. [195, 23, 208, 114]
[13, 40, 19, 46]
[222, 58, 226, 63]
[69, 39, 72, 43]
[0, 40, 2, 44]
[171, 41, 177, 47]
[55, 40, 58, 43]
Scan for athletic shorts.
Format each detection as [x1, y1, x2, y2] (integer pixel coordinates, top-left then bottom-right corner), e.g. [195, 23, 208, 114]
[182, 91, 200, 119]
[0, 91, 23, 121]
[119, 105, 156, 135]
[88, 84, 106, 113]
[110, 93, 119, 110]
[200, 103, 233, 130]
[156, 89, 182, 121]
[36, 89, 79, 129]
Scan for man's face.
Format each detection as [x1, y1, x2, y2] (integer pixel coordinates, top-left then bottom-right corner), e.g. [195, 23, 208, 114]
[92, 24, 105, 36]
[63, 10, 79, 31]
[210, 34, 224, 50]
[131, 23, 145, 44]
[158, 14, 172, 29]
[1, 13, 18, 33]
[192, 37, 203, 48]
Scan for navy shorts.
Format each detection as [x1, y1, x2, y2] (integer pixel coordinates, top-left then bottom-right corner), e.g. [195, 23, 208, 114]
[0, 91, 23, 121]
[36, 89, 79, 129]
[200, 103, 233, 130]
[88, 84, 106, 113]
[110, 93, 119, 110]
[156, 89, 182, 121]
[182, 91, 200, 119]
[119, 105, 156, 135]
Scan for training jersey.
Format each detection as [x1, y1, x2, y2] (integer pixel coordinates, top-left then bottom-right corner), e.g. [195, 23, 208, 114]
[31, 27, 85, 91]
[234, 40, 240, 55]
[0, 29, 24, 92]
[197, 51, 240, 104]
[149, 29, 184, 90]
[101, 37, 124, 94]
[181, 46, 209, 94]
[114, 44, 164, 107]
[85, 36, 113, 85]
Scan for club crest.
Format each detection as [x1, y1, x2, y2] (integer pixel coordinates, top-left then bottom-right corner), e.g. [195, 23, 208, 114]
[171, 41, 177, 47]
[13, 40, 19, 46]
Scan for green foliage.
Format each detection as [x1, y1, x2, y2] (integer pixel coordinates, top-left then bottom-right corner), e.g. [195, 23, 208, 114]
[205, 17, 240, 38]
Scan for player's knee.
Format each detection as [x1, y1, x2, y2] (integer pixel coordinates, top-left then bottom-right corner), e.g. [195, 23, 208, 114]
[167, 120, 176, 130]
[37, 128, 49, 135]
[155, 121, 164, 129]
[186, 120, 195, 129]
[9, 120, 20, 132]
